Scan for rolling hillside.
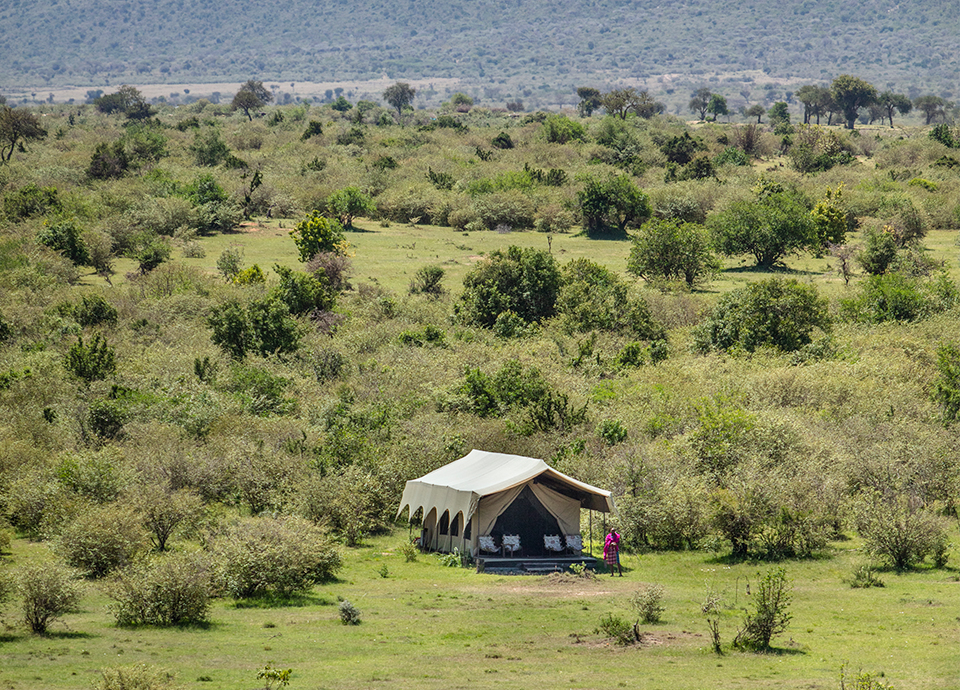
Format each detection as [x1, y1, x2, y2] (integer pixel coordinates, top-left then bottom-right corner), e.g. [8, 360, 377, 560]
[2, 0, 959, 110]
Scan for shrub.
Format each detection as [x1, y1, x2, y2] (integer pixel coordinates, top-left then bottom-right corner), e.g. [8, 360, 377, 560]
[558, 258, 666, 338]
[694, 278, 831, 353]
[189, 129, 231, 166]
[290, 211, 347, 262]
[339, 599, 361, 625]
[307, 251, 352, 293]
[216, 246, 244, 280]
[541, 114, 586, 144]
[456, 245, 561, 327]
[627, 218, 719, 288]
[108, 553, 211, 626]
[840, 273, 934, 323]
[209, 516, 342, 598]
[68, 294, 118, 328]
[933, 342, 960, 424]
[409, 265, 445, 297]
[18, 561, 82, 634]
[37, 218, 90, 266]
[596, 612, 637, 645]
[732, 567, 792, 651]
[577, 173, 651, 237]
[857, 226, 899, 275]
[133, 485, 205, 552]
[597, 419, 628, 446]
[297, 467, 392, 546]
[271, 264, 334, 315]
[65, 333, 117, 382]
[855, 491, 949, 571]
[631, 584, 666, 624]
[95, 664, 180, 690]
[849, 565, 884, 589]
[3, 183, 60, 220]
[56, 504, 148, 578]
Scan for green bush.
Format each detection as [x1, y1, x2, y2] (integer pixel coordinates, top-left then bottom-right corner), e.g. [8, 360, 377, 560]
[65, 333, 117, 382]
[855, 491, 949, 571]
[56, 504, 148, 578]
[456, 245, 561, 327]
[627, 218, 719, 288]
[37, 218, 90, 266]
[596, 612, 637, 645]
[209, 516, 342, 598]
[597, 419, 628, 446]
[18, 561, 82, 634]
[631, 584, 665, 624]
[95, 664, 180, 690]
[694, 278, 831, 353]
[409, 265, 445, 297]
[541, 114, 586, 144]
[3, 183, 61, 220]
[108, 553, 212, 626]
[338, 599, 361, 625]
[733, 567, 792, 651]
[67, 294, 118, 328]
[840, 273, 934, 323]
[290, 211, 347, 262]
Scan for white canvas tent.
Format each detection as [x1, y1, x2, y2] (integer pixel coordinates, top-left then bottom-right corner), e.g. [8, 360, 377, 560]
[397, 449, 616, 556]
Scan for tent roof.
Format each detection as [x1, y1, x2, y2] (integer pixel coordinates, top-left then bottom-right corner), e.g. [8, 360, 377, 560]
[397, 449, 616, 524]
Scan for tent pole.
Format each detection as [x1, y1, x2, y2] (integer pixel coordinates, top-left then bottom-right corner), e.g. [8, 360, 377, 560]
[589, 510, 593, 556]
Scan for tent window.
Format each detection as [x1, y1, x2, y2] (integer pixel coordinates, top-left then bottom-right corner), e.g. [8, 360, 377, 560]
[438, 510, 450, 535]
[464, 518, 472, 540]
[451, 513, 461, 537]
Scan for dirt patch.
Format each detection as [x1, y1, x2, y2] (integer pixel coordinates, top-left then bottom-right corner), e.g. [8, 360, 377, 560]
[237, 221, 266, 233]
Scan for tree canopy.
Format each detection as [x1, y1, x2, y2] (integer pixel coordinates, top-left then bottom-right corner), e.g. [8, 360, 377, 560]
[0, 106, 47, 163]
[831, 75, 878, 130]
[383, 82, 416, 119]
[232, 80, 273, 121]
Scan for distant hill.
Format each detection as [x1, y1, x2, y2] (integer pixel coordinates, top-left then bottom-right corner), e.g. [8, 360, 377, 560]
[2, 0, 958, 109]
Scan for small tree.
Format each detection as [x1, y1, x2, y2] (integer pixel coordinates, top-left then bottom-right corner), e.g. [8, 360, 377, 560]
[326, 187, 375, 229]
[768, 101, 791, 127]
[409, 265, 445, 297]
[383, 82, 416, 120]
[745, 104, 765, 124]
[877, 91, 913, 127]
[708, 187, 817, 268]
[134, 485, 204, 552]
[831, 74, 878, 130]
[232, 80, 273, 121]
[37, 218, 90, 266]
[0, 105, 47, 163]
[19, 561, 82, 634]
[914, 95, 946, 125]
[289, 211, 347, 262]
[689, 87, 712, 120]
[577, 174, 651, 237]
[733, 567, 792, 651]
[628, 218, 720, 288]
[576, 87, 603, 117]
[706, 94, 729, 121]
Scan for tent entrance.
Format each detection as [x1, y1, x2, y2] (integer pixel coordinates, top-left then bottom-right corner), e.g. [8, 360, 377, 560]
[491, 485, 562, 557]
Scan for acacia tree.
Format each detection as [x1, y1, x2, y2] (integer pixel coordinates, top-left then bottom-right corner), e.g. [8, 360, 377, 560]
[872, 91, 911, 128]
[689, 88, 712, 120]
[745, 104, 765, 124]
[0, 106, 47, 163]
[914, 95, 946, 125]
[383, 82, 416, 120]
[232, 80, 273, 121]
[707, 94, 729, 121]
[576, 87, 603, 117]
[830, 75, 877, 129]
[600, 88, 635, 120]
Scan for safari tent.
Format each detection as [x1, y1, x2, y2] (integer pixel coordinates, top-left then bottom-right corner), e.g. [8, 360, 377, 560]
[396, 449, 616, 558]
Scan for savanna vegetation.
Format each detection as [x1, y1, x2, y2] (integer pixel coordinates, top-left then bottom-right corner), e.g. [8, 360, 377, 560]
[1, 80, 960, 688]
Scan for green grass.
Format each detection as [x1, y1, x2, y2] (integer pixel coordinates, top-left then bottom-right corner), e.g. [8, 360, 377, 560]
[2, 532, 958, 690]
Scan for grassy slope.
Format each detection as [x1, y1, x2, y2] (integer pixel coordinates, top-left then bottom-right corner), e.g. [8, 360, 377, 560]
[1, 533, 958, 690]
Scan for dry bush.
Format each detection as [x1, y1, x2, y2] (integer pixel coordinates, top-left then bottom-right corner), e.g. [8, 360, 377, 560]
[56, 503, 149, 578]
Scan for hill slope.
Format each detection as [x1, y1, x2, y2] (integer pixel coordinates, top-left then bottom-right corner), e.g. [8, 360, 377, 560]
[2, 0, 959, 103]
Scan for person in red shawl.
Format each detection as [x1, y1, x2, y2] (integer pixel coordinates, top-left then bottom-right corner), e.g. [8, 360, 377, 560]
[603, 527, 622, 576]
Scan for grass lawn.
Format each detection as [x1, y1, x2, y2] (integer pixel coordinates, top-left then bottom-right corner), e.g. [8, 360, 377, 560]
[84, 215, 960, 310]
[1, 532, 958, 690]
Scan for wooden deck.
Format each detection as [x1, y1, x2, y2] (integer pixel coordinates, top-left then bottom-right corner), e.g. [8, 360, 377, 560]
[475, 555, 598, 574]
